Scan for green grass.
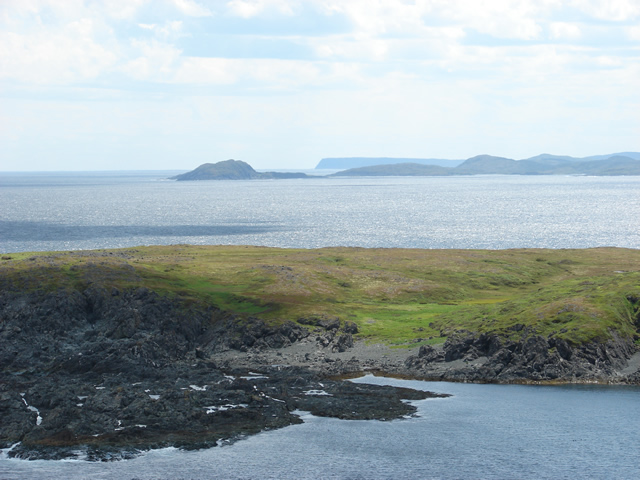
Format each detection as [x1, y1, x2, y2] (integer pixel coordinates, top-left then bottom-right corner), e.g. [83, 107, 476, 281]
[1, 245, 639, 347]
[351, 303, 456, 345]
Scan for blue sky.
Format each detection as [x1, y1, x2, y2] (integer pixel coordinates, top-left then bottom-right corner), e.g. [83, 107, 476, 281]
[1, 0, 638, 171]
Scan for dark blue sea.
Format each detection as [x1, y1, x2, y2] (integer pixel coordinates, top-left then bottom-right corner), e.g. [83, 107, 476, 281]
[1, 172, 639, 479]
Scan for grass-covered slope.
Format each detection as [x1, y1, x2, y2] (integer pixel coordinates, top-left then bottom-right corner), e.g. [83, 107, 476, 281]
[1, 246, 638, 348]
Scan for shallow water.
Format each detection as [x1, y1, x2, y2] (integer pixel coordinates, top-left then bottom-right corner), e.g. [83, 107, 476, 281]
[1, 376, 639, 479]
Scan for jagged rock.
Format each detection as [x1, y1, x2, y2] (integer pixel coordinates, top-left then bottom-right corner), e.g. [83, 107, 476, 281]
[343, 321, 359, 334]
[404, 331, 638, 384]
[332, 334, 354, 353]
[297, 315, 340, 331]
[442, 333, 477, 361]
[417, 344, 444, 362]
[0, 287, 435, 460]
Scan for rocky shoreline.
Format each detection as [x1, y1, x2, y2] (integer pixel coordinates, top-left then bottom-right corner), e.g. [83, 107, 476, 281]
[0, 286, 445, 461]
[1, 285, 639, 461]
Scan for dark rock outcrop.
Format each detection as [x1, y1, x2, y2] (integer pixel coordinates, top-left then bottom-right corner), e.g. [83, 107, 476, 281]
[2, 269, 637, 460]
[405, 331, 637, 383]
[296, 315, 359, 352]
[0, 286, 438, 460]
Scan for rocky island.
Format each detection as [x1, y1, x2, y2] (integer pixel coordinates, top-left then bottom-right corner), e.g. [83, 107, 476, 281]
[171, 159, 310, 180]
[1, 246, 639, 460]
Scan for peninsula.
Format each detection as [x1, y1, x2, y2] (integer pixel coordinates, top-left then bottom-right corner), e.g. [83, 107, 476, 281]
[1, 246, 639, 460]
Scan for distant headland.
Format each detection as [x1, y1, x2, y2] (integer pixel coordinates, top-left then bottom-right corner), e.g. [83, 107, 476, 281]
[173, 153, 640, 180]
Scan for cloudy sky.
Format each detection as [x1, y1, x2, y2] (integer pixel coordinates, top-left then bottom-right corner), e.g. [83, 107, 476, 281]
[1, 0, 639, 171]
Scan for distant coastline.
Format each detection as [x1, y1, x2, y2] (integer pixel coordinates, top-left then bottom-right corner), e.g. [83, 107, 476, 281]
[172, 152, 640, 180]
[330, 153, 640, 177]
[316, 152, 640, 170]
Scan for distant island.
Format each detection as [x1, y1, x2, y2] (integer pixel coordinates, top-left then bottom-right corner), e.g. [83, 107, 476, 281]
[171, 159, 310, 180]
[173, 153, 640, 181]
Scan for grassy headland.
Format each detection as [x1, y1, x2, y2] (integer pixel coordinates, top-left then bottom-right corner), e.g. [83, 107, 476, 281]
[2, 246, 638, 348]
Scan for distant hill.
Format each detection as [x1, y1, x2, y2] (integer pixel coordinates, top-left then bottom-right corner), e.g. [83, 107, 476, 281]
[330, 163, 452, 177]
[316, 157, 464, 169]
[566, 155, 640, 175]
[454, 155, 525, 174]
[322, 152, 640, 173]
[175, 154, 640, 181]
[331, 154, 640, 177]
[172, 160, 310, 181]
[573, 152, 640, 161]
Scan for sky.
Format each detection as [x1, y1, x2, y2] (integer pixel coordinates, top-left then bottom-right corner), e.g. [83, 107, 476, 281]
[1, 0, 639, 171]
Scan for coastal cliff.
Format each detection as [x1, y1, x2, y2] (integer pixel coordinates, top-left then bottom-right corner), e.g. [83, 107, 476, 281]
[1, 246, 638, 459]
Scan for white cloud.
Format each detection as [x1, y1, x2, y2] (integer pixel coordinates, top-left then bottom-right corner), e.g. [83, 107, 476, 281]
[101, 0, 150, 20]
[549, 22, 582, 40]
[174, 57, 238, 84]
[173, 57, 361, 91]
[0, 18, 119, 84]
[628, 25, 640, 41]
[169, 0, 212, 17]
[226, 0, 297, 18]
[137, 20, 184, 39]
[316, 0, 548, 40]
[568, 0, 640, 22]
[121, 40, 182, 81]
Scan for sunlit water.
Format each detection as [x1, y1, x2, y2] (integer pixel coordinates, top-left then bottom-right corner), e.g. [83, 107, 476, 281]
[1, 376, 639, 479]
[1, 172, 639, 253]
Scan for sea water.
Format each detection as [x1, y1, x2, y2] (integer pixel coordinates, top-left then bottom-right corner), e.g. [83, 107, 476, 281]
[1, 172, 639, 478]
[1, 376, 639, 479]
[1, 172, 639, 253]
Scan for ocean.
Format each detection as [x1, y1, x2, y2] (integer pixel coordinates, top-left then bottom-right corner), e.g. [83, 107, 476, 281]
[1, 172, 639, 479]
[1, 172, 639, 253]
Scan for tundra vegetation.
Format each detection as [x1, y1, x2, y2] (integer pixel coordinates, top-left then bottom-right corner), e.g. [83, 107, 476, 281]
[2, 246, 638, 349]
